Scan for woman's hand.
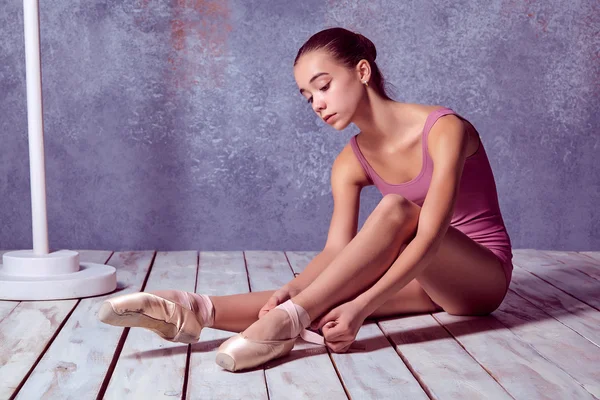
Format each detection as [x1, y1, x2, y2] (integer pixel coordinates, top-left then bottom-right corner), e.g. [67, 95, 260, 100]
[258, 285, 301, 318]
[313, 301, 367, 353]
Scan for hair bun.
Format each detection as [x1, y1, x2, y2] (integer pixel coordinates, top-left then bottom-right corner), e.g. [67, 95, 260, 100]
[356, 32, 377, 61]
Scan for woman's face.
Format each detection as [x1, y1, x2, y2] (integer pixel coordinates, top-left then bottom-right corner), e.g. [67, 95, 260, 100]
[294, 50, 364, 130]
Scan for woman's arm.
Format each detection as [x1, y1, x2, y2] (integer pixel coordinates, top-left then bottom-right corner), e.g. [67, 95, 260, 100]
[286, 143, 368, 293]
[354, 115, 469, 316]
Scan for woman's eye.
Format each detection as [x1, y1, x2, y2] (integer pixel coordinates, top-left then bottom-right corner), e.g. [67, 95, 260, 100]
[306, 83, 330, 103]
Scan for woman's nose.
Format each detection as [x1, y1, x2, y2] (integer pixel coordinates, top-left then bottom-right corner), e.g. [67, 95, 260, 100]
[312, 99, 325, 113]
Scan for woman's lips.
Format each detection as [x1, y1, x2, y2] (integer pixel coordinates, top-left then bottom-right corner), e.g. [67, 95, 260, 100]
[324, 114, 336, 123]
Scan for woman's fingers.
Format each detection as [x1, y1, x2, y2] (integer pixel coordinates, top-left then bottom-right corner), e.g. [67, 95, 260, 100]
[316, 309, 340, 330]
[325, 339, 352, 353]
[323, 320, 351, 341]
[266, 296, 279, 308]
[258, 289, 290, 318]
[258, 300, 276, 318]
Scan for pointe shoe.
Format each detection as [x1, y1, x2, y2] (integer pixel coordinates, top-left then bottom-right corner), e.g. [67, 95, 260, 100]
[215, 299, 324, 372]
[215, 334, 297, 372]
[98, 291, 214, 344]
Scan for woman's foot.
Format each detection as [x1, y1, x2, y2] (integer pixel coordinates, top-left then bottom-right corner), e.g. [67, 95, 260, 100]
[98, 290, 214, 344]
[215, 299, 322, 371]
[242, 307, 294, 341]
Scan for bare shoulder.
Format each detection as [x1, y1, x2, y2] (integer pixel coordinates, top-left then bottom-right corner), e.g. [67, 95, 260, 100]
[426, 109, 470, 158]
[403, 103, 449, 120]
[401, 103, 464, 142]
[331, 141, 372, 188]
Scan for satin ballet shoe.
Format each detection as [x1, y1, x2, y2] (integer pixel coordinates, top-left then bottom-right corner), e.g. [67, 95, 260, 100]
[98, 291, 214, 344]
[215, 299, 325, 372]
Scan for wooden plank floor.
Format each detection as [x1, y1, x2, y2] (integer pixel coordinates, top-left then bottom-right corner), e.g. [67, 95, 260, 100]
[1, 249, 599, 399]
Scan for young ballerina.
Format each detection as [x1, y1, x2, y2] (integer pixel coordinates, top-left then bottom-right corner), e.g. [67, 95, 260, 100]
[99, 27, 513, 372]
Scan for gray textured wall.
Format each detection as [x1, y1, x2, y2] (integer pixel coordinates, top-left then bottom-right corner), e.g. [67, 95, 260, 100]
[1, 0, 598, 251]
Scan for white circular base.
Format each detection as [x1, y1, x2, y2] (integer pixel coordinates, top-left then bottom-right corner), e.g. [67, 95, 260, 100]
[0, 250, 117, 300]
[2, 249, 80, 276]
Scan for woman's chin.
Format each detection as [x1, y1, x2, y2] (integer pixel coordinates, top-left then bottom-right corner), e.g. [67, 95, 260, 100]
[326, 117, 346, 131]
[331, 120, 350, 131]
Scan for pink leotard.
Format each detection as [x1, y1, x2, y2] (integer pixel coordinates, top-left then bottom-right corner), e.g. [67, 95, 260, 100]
[349, 107, 513, 287]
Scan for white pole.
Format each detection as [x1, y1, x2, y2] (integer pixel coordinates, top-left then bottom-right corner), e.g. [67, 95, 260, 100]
[23, 0, 49, 255]
[0, 0, 117, 301]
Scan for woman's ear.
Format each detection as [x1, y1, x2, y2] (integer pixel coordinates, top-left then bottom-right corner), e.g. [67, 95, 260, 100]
[356, 59, 371, 83]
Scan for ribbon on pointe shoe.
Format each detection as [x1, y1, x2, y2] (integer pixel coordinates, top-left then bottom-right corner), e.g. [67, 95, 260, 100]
[275, 299, 324, 345]
[149, 290, 215, 328]
[275, 299, 366, 351]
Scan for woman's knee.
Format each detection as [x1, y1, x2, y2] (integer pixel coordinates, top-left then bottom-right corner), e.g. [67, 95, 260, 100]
[376, 194, 420, 228]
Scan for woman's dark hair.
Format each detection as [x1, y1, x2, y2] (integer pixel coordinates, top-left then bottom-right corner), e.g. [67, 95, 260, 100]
[294, 27, 392, 100]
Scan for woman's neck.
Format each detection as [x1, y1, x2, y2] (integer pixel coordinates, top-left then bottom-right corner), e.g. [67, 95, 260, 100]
[352, 96, 414, 145]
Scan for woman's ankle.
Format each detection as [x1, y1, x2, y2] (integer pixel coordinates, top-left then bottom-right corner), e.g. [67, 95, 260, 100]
[148, 290, 215, 328]
[275, 299, 311, 337]
[187, 293, 215, 328]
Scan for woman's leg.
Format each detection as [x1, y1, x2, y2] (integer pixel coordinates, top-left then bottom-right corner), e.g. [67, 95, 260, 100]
[210, 291, 273, 332]
[290, 196, 507, 321]
[184, 193, 505, 336]
[287, 194, 421, 323]
[208, 280, 440, 333]
[242, 194, 419, 340]
[366, 279, 442, 318]
[205, 194, 417, 336]
[241, 193, 507, 341]
[413, 224, 508, 316]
